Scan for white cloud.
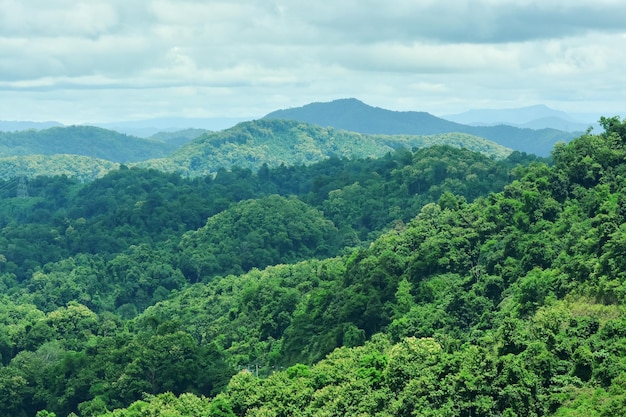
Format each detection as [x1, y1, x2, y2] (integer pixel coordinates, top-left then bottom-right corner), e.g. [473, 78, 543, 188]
[0, 0, 624, 123]
[0, 1, 119, 37]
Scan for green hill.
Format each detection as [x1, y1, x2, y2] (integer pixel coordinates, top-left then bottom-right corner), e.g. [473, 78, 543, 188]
[0, 119, 510, 181]
[96, 116, 626, 416]
[265, 98, 577, 156]
[138, 118, 512, 177]
[0, 154, 119, 181]
[0, 144, 530, 417]
[0, 125, 176, 163]
[6, 117, 626, 416]
[148, 128, 210, 146]
[0, 145, 524, 286]
[177, 195, 340, 281]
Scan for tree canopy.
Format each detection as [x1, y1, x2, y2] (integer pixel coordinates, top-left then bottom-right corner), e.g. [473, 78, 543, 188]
[4, 117, 626, 416]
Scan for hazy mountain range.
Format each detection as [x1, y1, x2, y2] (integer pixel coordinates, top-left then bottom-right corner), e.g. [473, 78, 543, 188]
[442, 104, 600, 132]
[0, 120, 64, 131]
[92, 117, 246, 137]
[0, 125, 175, 162]
[0, 98, 596, 181]
[1, 98, 593, 138]
[264, 98, 577, 156]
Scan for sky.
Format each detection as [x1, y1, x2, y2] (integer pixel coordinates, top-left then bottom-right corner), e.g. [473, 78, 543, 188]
[1, 0, 625, 125]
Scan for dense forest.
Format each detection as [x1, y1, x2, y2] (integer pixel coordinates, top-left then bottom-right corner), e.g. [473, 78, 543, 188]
[137, 119, 512, 177]
[0, 126, 176, 162]
[0, 142, 534, 416]
[0, 119, 510, 182]
[2, 116, 626, 416]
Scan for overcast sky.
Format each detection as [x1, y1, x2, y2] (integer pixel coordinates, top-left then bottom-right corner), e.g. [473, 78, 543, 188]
[1, 0, 625, 124]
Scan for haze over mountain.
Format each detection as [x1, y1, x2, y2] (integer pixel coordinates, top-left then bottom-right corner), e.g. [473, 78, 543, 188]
[93, 117, 247, 138]
[442, 104, 599, 132]
[2, 99, 580, 159]
[147, 128, 210, 147]
[0, 118, 234, 140]
[265, 98, 577, 156]
[0, 120, 64, 131]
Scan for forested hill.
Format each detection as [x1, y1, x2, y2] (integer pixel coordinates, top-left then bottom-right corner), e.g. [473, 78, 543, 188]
[0, 125, 176, 162]
[0, 144, 536, 416]
[264, 98, 577, 156]
[99, 116, 626, 416]
[147, 128, 210, 147]
[0, 154, 119, 181]
[138, 118, 512, 177]
[6, 117, 626, 416]
[0, 120, 509, 181]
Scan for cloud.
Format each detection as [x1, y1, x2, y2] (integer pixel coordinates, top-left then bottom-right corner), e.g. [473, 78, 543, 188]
[0, 0, 624, 123]
[0, 0, 120, 37]
[278, 0, 626, 43]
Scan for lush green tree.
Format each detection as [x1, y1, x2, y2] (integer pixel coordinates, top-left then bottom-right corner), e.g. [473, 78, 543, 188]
[177, 195, 340, 281]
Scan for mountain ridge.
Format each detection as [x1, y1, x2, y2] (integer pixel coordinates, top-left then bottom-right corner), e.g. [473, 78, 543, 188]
[265, 98, 577, 156]
[0, 118, 511, 181]
[442, 104, 599, 132]
[137, 118, 513, 177]
[0, 120, 64, 131]
[0, 125, 176, 163]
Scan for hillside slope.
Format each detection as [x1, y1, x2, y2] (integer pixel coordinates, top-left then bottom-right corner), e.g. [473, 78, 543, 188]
[101, 116, 626, 416]
[0, 125, 176, 163]
[138, 118, 512, 177]
[148, 128, 210, 146]
[0, 143, 538, 416]
[0, 154, 120, 181]
[0, 117, 511, 181]
[265, 98, 576, 156]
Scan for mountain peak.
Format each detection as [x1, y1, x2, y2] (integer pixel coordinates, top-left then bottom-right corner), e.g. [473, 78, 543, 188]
[264, 98, 446, 135]
[263, 98, 576, 156]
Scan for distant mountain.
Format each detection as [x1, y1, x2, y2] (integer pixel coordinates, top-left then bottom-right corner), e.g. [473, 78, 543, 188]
[442, 105, 598, 132]
[148, 128, 210, 147]
[264, 98, 577, 156]
[265, 98, 460, 135]
[515, 116, 593, 132]
[94, 117, 246, 138]
[0, 120, 64, 131]
[443, 104, 569, 124]
[0, 125, 177, 164]
[137, 118, 512, 177]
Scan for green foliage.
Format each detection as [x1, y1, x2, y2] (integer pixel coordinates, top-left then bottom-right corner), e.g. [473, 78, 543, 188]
[5, 117, 626, 416]
[102, 392, 213, 417]
[177, 195, 340, 281]
[0, 125, 176, 163]
[0, 155, 119, 182]
[0, 143, 520, 327]
[148, 128, 210, 146]
[138, 119, 513, 177]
